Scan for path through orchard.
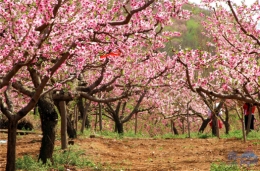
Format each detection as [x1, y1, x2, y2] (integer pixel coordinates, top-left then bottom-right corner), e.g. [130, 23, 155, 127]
[0, 133, 260, 170]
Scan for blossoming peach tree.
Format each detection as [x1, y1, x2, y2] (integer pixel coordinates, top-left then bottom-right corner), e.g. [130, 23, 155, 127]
[0, 0, 190, 170]
[175, 0, 259, 137]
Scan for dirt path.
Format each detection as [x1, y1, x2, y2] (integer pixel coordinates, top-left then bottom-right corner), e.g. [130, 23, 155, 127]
[1, 133, 260, 170]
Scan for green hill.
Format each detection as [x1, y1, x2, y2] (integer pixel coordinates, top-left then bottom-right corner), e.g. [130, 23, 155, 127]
[163, 3, 214, 56]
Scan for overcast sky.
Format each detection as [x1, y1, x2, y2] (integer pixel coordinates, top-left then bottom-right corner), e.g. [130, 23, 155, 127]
[188, 0, 260, 29]
[188, 0, 259, 5]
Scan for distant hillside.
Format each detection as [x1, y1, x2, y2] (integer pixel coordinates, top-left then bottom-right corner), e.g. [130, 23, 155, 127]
[163, 3, 214, 56]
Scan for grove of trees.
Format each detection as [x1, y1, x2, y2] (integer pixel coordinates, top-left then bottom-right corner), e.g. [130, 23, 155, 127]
[0, 0, 259, 170]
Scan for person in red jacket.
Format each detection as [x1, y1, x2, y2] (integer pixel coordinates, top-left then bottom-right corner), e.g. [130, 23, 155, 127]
[243, 103, 256, 130]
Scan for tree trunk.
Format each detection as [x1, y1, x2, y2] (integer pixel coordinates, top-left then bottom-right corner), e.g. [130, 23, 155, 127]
[74, 106, 78, 133]
[115, 119, 124, 134]
[78, 97, 90, 129]
[80, 102, 89, 133]
[67, 117, 77, 139]
[187, 110, 190, 138]
[223, 121, 230, 134]
[181, 118, 185, 134]
[171, 120, 179, 135]
[135, 113, 138, 135]
[38, 95, 58, 164]
[98, 103, 102, 131]
[223, 106, 230, 134]
[5, 117, 18, 171]
[211, 114, 219, 137]
[198, 118, 211, 133]
[94, 109, 98, 131]
[59, 101, 67, 149]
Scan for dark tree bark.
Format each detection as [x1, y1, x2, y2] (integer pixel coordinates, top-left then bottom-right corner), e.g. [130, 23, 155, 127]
[80, 101, 91, 133]
[59, 101, 67, 149]
[171, 120, 179, 135]
[181, 117, 185, 134]
[135, 113, 138, 134]
[78, 97, 90, 129]
[211, 114, 219, 137]
[37, 94, 58, 164]
[114, 118, 124, 134]
[67, 117, 77, 138]
[98, 103, 103, 131]
[223, 122, 230, 134]
[5, 117, 18, 171]
[198, 118, 211, 133]
[222, 105, 230, 134]
[77, 97, 85, 119]
[54, 99, 76, 139]
[107, 102, 124, 134]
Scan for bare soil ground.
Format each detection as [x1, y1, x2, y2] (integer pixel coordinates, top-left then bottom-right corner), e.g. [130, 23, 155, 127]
[1, 132, 260, 171]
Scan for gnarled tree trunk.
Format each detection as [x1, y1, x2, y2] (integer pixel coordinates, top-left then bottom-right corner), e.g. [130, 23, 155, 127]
[38, 94, 58, 164]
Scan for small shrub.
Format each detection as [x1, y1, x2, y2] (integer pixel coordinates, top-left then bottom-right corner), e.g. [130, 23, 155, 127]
[16, 155, 49, 171]
[52, 148, 95, 168]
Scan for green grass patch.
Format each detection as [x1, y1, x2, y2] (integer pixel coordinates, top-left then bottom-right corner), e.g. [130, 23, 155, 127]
[79, 129, 149, 139]
[210, 162, 240, 171]
[220, 130, 260, 140]
[16, 146, 100, 171]
[210, 162, 256, 171]
[78, 128, 260, 140]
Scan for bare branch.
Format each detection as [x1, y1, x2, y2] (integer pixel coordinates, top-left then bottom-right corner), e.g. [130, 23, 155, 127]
[102, 0, 155, 26]
[12, 81, 34, 97]
[80, 92, 128, 103]
[4, 84, 14, 113]
[0, 96, 13, 119]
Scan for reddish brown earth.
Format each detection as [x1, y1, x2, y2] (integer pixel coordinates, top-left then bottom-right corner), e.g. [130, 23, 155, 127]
[1, 132, 260, 171]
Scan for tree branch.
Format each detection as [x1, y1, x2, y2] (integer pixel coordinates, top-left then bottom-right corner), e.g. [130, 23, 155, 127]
[227, 1, 260, 46]
[103, 0, 155, 26]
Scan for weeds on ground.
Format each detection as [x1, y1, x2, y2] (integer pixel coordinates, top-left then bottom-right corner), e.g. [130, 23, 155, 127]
[79, 129, 147, 139]
[16, 155, 49, 171]
[16, 146, 100, 171]
[246, 130, 260, 140]
[210, 162, 256, 171]
[220, 130, 242, 139]
[210, 163, 240, 171]
[78, 128, 260, 140]
[221, 130, 260, 140]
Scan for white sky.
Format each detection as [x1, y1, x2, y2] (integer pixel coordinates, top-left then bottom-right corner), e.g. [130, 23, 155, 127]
[188, 0, 260, 29]
[188, 0, 259, 6]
